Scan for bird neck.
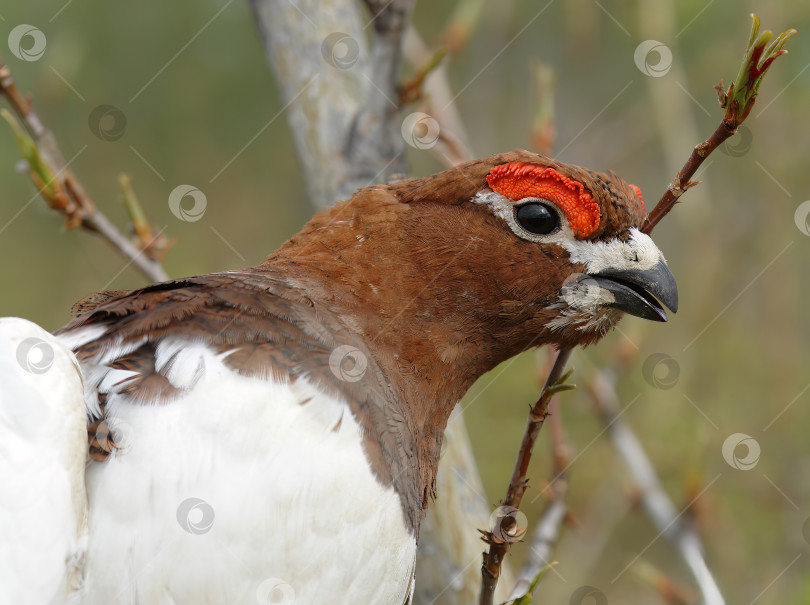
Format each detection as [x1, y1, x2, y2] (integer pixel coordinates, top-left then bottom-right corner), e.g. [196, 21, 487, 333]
[260, 190, 558, 460]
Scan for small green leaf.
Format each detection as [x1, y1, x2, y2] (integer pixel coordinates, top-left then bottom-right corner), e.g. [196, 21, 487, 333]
[119, 173, 150, 239]
[725, 14, 796, 125]
[547, 383, 576, 397]
[556, 367, 574, 385]
[546, 367, 576, 397]
[1, 108, 58, 196]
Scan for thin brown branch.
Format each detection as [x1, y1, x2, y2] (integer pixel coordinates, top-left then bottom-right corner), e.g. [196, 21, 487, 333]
[479, 348, 572, 605]
[504, 348, 572, 510]
[398, 47, 447, 106]
[0, 65, 44, 137]
[640, 120, 735, 235]
[402, 27, 474, 168]
[508, 353, 571, 601]
[0, 62, 169, 284]
[642, 15, 794, 235]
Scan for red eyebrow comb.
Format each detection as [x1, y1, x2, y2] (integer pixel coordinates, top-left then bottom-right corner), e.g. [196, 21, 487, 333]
[486, 162, 601, 238]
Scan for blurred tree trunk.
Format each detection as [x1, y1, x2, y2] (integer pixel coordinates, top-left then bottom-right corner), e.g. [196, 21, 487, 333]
[248, 1, 513, 602]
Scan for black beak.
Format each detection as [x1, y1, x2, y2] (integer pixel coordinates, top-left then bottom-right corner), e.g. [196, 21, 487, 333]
[589, 258, 679, 322]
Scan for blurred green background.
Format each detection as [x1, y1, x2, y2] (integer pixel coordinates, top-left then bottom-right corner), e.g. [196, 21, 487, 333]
[1, 1, 809, 603]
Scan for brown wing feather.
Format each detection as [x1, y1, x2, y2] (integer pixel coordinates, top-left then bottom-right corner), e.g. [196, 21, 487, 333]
[57, 268, 424, 534]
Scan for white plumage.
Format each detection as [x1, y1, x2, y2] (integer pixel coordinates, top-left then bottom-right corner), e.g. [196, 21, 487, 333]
[0, 318, 88, 605]
[1, 321, 414, 604]
[73, 336, 415, 604]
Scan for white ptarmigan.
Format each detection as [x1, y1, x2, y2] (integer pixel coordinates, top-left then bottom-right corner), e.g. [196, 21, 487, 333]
[1, 151, 677, 604]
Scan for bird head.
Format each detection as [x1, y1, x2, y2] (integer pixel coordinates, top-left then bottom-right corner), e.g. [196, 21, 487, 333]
[471, 152, 677, 342]
[271, 149, 676, 386]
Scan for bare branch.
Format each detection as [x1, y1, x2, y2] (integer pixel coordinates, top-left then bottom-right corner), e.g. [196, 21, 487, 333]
[402, 26, 473, 168]
[642, 15, 795, 235]
[588, 368, 725, 605]
[479, 348, 572, 605]
[0, 62, 169, 284]
[509, 375, 570, 601]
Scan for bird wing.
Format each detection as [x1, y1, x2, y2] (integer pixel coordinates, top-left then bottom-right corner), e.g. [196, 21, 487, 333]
[53, 272, 419, 604]
[56, 269, 422, 528]
[0, 317, 88, 604]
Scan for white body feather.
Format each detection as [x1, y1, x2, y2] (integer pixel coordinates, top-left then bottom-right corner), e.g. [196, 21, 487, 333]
[66, 335, 416, 604]
[0, 318, 88, 605]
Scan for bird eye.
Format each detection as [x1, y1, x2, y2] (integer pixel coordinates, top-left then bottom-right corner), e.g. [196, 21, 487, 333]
[515, 202, 559, 235]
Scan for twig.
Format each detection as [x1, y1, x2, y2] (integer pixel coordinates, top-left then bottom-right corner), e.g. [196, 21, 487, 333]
[119, 174, 176, 261]
[588, 367, 725, 605]
[631, 561, 695, 604]
[479, 348, 573, 605]
[0, 62, 169, 283]
[529, 59, 556, 156]
[478, 14, 794, 603]
[442, 0, 485, 55]
[640, 119, 729, 235]
[398, 46, 448, 106]
[508, 353, 571, 601]
[642, 15, 795, 235]
[402, 27, 474, 168]
[400, 0, 484, 169]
